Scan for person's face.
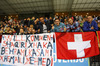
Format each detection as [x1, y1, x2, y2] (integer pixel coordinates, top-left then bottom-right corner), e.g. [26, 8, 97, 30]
[36, 18, 39, 22]
[49, 17, 52, 20]
[24, 25, 27, 28]
[55, 19, 60, 26]
[9, 30, 12, 34]
[40, 17, 44, 23]
[45, 17, 48, 20]
[0, 30, 3, 34]
[68, 18, 73, 25]
[87, 16, 93, 22]
[83, 18, 87, 21]
[20, 26, 23, 29]
[32, 17, 35, 20]
[12, 29, 15, 32]
[20, 29, 24, 33]
[24, 19, 26, 20]
[7, 27, 10, 31]
[11, 25, 14, 28]
[30, 25, 33, 28]
[64, 19, 67, 22]
[28, 18, 30, 21]
[1, 27, 4, 30]
[0, 25, 3, 27]
[29, 28, 32, 32]
[34, 20, 37, 24]
[32, 29, 35, 34]
[59, 17, 61, 19]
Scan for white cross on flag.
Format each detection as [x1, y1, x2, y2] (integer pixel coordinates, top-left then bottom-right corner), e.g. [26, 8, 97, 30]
[55, 32, 99, 59]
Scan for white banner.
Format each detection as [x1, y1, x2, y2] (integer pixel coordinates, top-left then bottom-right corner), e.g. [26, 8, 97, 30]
[0, 33, 53, 66]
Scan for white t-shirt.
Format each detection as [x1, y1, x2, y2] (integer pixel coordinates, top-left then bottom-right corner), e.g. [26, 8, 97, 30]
[43, 24, 47, 33]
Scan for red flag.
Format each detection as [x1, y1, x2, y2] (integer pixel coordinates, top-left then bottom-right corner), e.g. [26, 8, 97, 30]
[55, 32, 99, 59]
[97, 31, 100, 53]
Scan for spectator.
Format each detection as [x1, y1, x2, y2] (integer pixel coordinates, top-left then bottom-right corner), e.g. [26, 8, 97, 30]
[45, 17, 49, 23]
[0, 15, 99, 35]
[24, 18, 28, 26]
[38, 17, 51, 33]
[64, 15, 67, 19]
[29, 17, 35, 26]
[27, 27, 33, 34]
[53, 15, 58, 20]
[23, 25, 28, 35]
[79, 15, 83, 22]
[75, 15, 79, 21]
[80, 17, 87, 28]
[59, 16, 64, 23]
[83, 16, 98, 32]
[49, 17, 54, 26]
[33, 20, 39, 33]
[8, 30, 13, 35]
[32, 29, 36, 34]
[97, 14, 100, 22]
[8, 17, 13, 23]
[66, 18, 81, 32]
[51, 18, 66, 32]
[20, 20, 24, 25]
[64, 19, 68, 26]
[19, 29, 24, 35]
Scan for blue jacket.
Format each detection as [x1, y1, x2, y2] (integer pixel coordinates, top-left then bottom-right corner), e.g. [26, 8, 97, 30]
[83, 20, 98, 32]
[51, 22, 66, 32]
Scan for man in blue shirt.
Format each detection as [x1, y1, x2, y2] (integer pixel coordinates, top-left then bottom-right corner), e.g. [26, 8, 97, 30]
[50, 18, 66, 32]
[83, 16, 98, 32]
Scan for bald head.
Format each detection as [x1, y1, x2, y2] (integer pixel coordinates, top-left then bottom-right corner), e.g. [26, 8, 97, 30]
[87, 16, 93, 23]
[88, 16, 92, 18]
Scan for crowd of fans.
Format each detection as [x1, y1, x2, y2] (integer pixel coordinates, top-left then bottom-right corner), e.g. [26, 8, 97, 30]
[0, 14, 100, 66]
[0, 14, 100, 35]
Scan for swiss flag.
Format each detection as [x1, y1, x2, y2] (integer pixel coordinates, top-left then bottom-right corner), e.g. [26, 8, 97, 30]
[55, 32, 99, 59]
